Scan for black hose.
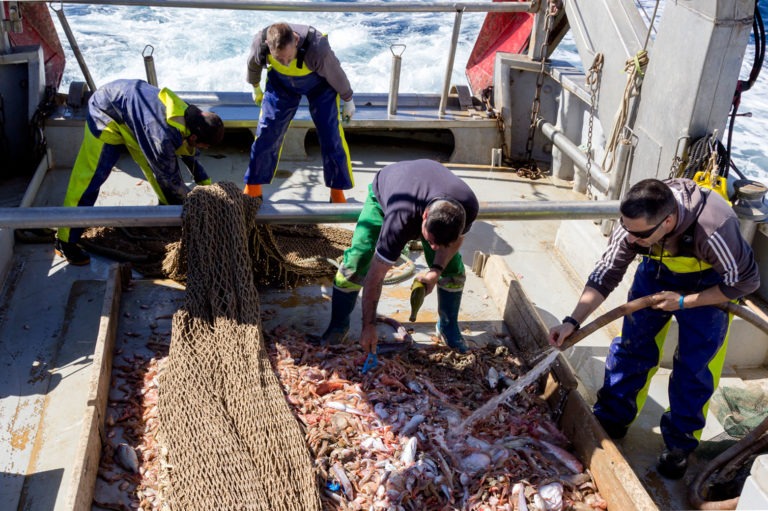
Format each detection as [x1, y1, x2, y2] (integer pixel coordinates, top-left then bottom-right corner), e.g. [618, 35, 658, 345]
[725, 3, 765, 176]
[729, 160, 747, 181]
[560, 297, 768, 351]
[688, 416, 768, 510]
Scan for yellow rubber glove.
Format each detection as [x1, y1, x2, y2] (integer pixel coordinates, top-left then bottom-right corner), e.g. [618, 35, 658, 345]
[252, 84, 263, 106]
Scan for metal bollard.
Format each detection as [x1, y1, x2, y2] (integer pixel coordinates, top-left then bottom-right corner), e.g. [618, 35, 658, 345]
[388, 44, 406, 116]
[491, 148, 502, 168]
[732, 179, 768, 244]
[143, 45, 158, 86]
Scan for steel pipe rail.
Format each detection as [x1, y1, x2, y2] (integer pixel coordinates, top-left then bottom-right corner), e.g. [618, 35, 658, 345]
[0, 202, 621, 229]
[57, 0, 532, 136]
[60, 1, 533, 13]
[537, 119, 611, 193]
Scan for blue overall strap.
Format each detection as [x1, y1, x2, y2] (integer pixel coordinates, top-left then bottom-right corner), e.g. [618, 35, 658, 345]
[296, 27, 316, 69]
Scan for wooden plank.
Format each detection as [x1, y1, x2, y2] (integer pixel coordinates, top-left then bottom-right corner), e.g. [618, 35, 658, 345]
[481, 253, 658, 511]
[561, 394, 658, 511]
[65, 264, 128, 511]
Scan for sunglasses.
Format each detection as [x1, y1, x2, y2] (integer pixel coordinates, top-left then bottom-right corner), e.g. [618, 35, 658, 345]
[619, 214, 669, 239]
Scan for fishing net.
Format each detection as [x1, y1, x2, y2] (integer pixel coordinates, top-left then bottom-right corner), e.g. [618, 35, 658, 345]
[156, 182, 352, 510]
[81, 218, 350, 286]
[710, 385, 768, 440]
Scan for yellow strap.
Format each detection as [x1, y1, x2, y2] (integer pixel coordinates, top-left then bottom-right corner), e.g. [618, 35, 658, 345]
[267, 54, 313, 77]
[158, 88, 191, 134]
[646, 253, 713, 273]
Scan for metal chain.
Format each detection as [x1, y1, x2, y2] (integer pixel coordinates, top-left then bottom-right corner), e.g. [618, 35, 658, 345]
[495, 113, 510, 165]
[520, 0, 558, 180]
[481, 87, 510, 162]
[584, 53, 604, 198]
[668, 135, 688, 178]
[30, 86, 57, 164]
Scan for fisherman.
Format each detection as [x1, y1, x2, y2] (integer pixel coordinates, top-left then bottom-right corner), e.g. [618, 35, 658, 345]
[243, 22, 355, 204]
[55, 79, 224, 266]
[315, 159, 479, 355]
[548, 178, 760, 480]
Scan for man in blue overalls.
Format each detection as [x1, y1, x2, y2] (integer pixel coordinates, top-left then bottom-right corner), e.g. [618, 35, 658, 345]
[549, 178, 760, 480]
[55, 79, 224, 265]
[244, 22, 355, 203]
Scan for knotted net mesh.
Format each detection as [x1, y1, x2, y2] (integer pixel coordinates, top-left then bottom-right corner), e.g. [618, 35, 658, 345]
[157, 182, 351, 510]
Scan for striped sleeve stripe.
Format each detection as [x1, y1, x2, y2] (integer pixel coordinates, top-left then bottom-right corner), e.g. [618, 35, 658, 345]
[707, 231, 738, 286]
[590, 229, 629, 285]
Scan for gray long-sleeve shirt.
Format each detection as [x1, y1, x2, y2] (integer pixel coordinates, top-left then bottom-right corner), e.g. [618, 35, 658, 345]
[246, 24, 353, 101]
[588, 178, 760, 300]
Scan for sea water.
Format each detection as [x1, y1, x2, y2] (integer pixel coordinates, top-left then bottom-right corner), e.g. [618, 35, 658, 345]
[50, 1, 768, 183]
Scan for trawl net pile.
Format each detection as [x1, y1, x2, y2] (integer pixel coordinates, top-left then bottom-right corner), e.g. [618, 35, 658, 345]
[157, 182, 349, 510]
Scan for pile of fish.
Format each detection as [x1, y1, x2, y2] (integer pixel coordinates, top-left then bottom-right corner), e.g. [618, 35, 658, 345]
[94, 311, 171, 511]
[94, 308, 606, 510]
[267, 324, 608, 511]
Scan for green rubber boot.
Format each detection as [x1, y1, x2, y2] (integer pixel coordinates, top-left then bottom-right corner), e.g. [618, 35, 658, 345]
[313, 287, 359, 346]
[436, 287, 468, 353]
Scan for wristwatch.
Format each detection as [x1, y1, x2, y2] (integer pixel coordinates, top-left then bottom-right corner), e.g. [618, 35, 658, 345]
[562, 315, 580, 331]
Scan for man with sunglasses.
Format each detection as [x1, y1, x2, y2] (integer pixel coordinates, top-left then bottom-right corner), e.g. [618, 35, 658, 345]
[548, 178, 759, 480]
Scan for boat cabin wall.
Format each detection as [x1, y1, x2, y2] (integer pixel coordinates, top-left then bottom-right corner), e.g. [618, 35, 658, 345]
[0, 45, 46, 176]
[493, 52, 609, 199]
[630, 0, 754, 185]
[0, 44, 47, 286]
[493, 53, 562, 169]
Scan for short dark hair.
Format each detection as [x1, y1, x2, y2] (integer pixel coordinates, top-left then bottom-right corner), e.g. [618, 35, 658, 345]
[185, 105, 224, 145]
[425, 199, 466, 246]
[620, 178, 676, 223]
[266, 23, 295, 52]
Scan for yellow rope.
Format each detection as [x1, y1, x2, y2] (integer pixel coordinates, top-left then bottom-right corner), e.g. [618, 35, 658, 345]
[601, 50, 649, 173]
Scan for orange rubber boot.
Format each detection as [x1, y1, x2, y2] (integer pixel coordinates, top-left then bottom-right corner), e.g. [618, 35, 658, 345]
[244, 184, 262, 198]
[330, 188, 347, 203]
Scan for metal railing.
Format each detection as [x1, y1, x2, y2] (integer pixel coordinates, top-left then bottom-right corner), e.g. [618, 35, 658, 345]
[0, 201, 621, 229]
[54, 0, 533, 116]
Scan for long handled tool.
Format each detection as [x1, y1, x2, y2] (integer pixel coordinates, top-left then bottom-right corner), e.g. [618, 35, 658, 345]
[557, 295, 768, 510]
[559, 296, 768, 352]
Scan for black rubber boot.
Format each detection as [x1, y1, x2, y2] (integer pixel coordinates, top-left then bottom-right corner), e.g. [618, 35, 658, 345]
[54, 238, 91, 266]
[311, 287, 359, 346]
[436, 287, 468, 353]
[657, 448, 689, 480]
[595, 416, 629, 440]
